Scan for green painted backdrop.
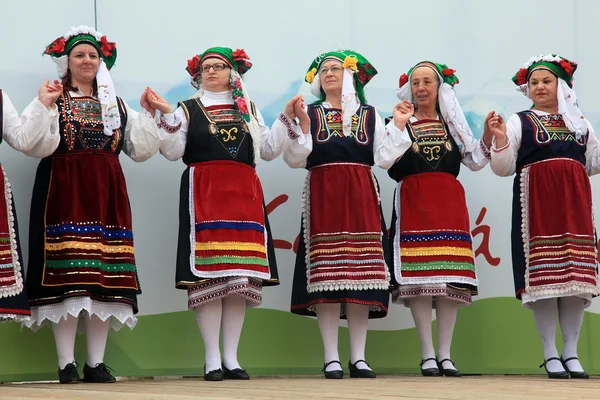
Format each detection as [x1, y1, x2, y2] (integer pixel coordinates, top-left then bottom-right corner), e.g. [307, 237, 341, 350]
[2, 298, 599, 382]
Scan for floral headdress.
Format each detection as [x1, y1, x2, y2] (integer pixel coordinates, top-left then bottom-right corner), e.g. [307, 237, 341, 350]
[512, 54, 577, 88]
[398, 61, 458, 89]
[44, 25, 119, 136]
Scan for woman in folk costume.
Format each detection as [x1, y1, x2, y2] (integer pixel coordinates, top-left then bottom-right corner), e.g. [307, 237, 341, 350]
[489, 54, 599, 379]
[0, 90, 38, 323]
[272, 50, 395, 379]
[148, 47, 281, 381]
[20, 26, 162, 383]
[385, 61, 492, 377]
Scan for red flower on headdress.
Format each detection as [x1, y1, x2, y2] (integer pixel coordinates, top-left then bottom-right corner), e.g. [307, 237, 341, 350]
[442, 68, 456, 77]
[364, 63, 371, 70]
[235, 97, 249, 114]
[399, 73, 408, 87]
[99, 36, 116, 57]
[516, 68, 528, 85]
[45, 37, 66, 55]
[232, 49, 249, 61]
[187, 55, 200, 75]
[357, 68, 367, 84]
[559, 59, 574, 76]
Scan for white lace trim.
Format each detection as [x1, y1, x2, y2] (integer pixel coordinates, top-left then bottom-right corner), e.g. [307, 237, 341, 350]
[189, 268, 271, 280]
[523, 283, 599, 302]
[0, 166, 24, 298]
[22, 296, 136, 332]
[189, 166, 197, 275]
[307, 281, 390, 293]
[520, 166, 532, 291]
[522, 291, 594, 309]
[393, 182, 403, 283]
[396, 275, 479, 286]
[302, 171, 312, 285]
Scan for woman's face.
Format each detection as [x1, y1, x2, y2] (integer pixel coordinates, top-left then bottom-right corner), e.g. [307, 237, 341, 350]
[200, 57, 231, 92]
[319, 59, 344, 96]
[410, 66, 439, 109]
[528, 69, 559, 111]
[68, 43, 101, 84]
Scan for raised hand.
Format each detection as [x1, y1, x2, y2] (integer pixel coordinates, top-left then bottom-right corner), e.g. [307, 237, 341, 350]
[141, 87, 172, 117]
[38, 79, 63, 108]
[487, 112, 507, 148]
[292, 95, 310, 134]
[140, 87, 156, 118]
[293, 96, 309, 123]
[487, 113, 506, 137]
[481, 111, 496, 148]
[48, 79, 62, 92]
[147, 87, 173, 114]
[140, 88, 154, 117]
[284, 94, 303, 120]
[393, 100, 414, 130]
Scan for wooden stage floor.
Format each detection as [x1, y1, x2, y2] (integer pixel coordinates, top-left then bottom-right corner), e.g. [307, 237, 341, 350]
[2, 375, 599, 400]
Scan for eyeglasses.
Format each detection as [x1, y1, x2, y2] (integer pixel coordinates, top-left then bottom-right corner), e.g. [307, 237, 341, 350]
[201, 63, 230, 73]
[319, 66, 343, 75]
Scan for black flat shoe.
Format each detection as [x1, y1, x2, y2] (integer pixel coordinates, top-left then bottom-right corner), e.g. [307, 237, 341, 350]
[58, 362, 80, 384]
[539, 357, 569, 379]
[437, 358, 462, 377]
[204, 364, 224, 381]
[348, 360, 376, 378]
[83, 363, 116, 383]
[322, 360, 343, 379]
[561, 357, 589, 379]
[223, 364, 250, 380]
[419, 358, 440, 377]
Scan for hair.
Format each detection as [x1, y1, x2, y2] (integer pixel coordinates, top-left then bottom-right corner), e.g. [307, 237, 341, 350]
[62, 43, 100, 96]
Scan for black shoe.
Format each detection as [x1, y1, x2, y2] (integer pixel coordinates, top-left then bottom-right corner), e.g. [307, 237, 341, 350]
[419, 358, 440, 377]
[83, 363, 116, 383]
[58, 362, 80, 384]
[561, 357, 589, 379]
[348, 360, 376, 378]
[437, 358, 462, 377]
[539, 357, 569, 379]
[322, 360, 343, 379]
[223, 364, 250, 380]
[204, 364, 224, 381]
